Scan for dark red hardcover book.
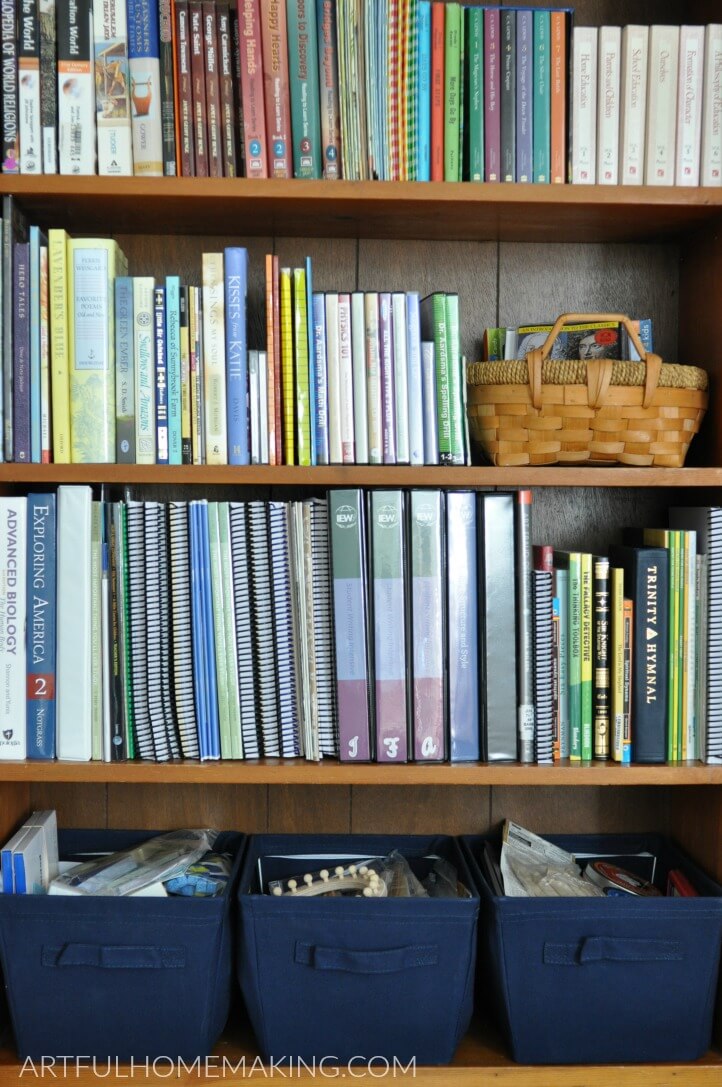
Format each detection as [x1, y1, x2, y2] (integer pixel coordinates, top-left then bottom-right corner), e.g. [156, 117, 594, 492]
[533, 544, 554, 572]
[189, 1, 209, 176]
[216, 1, 238, 176]
[175, 0, 196, 175]
[202, 0, 223, 177]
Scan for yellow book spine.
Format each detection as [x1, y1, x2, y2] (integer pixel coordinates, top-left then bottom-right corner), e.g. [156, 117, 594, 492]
[48, 229, 71, 464]
[280, 268, 295, 465]
[201, 252, 228, 465]
[293, 268, 310, 467]
[611, 567, 624, 762]
[179, 289, 192, 464]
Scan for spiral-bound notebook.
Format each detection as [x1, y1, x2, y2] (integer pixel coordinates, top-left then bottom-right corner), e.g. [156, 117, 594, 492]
[229, 501, 260, 759]
[189, 501, 210, 760]
[157, 504, 180, 759]
[290, 503, 313, 759]
[126, 500, 154, 760]
[533, 569, 554, 765]
[218, 501, 243, 759]
[248, 501, 280, 757]
[145, 502, 170, 762]
[169, 501, 200, 759]
[310, 498, 338, 757]
[269, 501, 301, 758]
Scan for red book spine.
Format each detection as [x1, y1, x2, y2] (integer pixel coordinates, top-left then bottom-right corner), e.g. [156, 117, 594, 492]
[202, 1, 223, 177]
[189, 2, 210, 176]
[430, 2, 444, 181]
[216, 2, 238, 176]
[533, 544, 554, 572]
[260, 0, 292, 178]
[236, 0, 268, 177]
[272, 254, 283, 465]
[175, 1, 196, 176]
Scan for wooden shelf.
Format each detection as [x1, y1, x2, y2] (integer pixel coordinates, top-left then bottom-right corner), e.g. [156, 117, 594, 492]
[2, 176, 722, 242]
[2, 464, 722, 487]
[3, 758, 721, 785]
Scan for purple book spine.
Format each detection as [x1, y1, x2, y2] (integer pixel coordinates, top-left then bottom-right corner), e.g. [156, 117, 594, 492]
[484, 8, 501, 181]
[516, 9, 533, 182]
[372, 490, 409, 763]
[379, 292, 396, 464]
[13, 242, 30, 462]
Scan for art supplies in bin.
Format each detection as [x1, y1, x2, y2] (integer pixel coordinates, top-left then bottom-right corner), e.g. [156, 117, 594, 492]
[266, 849, 471, 899]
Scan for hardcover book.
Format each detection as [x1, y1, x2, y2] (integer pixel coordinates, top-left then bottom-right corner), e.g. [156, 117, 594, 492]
[0, 499, 26, 759]
[174, 0, 195, 175]
[287, 0, 322, 177]
[57, 0, 95, 174]
[18, 0, 42, 174]
[189, 1, 209, 175]
[216, 2, 238, 176]
[261, 0, 292, 177]
[675, 25, 704, 186]
[93, 0, 133, 175]
[619, 25, 649, 184]
[158, 0, 176, 174]
[597, 25, 620, 184]
[644, 24, 679, 186]
[127, 0, 163, 175]
[202, 1, 223, 177]
[201, 251, 228, 465]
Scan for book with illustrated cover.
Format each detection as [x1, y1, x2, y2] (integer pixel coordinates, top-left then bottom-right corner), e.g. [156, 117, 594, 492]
[127, 0, 163, 175]
[39, 0, 57, 172]
[93, 0, 133, 176]
[261, 0, 292, 177]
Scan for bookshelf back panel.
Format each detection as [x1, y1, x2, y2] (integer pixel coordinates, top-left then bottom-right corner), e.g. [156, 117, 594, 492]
[491, 786, 670, 837]
[530, 487, 675, 554]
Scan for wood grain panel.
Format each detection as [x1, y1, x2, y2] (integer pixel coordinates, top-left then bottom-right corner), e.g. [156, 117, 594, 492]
[499, 243, 680, 363]
[490, 785, 669, 835]
[530, 486, 673, 555]
[267, 785, 351, 833]
[351, 786, 492, 834]
[357, 239, 498, 362]
[107, 784, 268, 831]
[28, 783, 106, 827]
[680, 228, 722, 466]
[273, 237, 358, 293]
[0, 784, 30, 840]
[670, 788, 722, 882]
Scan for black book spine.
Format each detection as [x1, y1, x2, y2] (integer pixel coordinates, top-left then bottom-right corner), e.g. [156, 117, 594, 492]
[500, 8, 515, 182]
[159, 0, 177, 175]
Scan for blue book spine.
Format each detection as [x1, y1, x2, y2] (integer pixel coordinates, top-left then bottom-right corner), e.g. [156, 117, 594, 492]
[417, 0, 431, 181]
[199, 501, 220, 759]
[312, 292, 329, 464]
[447, 491, 480, 760]
[13, 241, 30, 463]
[13, 852, 26, 894]
[190, 503, 208, 757]
[165, 276, 182, 465]
[305, 256, 317, 466]
[406, 293, 424, 465]
[1, 850, 13, 893]
[224, 247, 249, 466]
[154, 286, 169, 465]
[115, 277, 135, 463]
[516, 9, 533, 182]
[26, 493, 56, 759]
[29, 226, 41, 463]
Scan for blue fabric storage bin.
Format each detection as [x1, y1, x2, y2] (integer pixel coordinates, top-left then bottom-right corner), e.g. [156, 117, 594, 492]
[0, 828, 245, 1062]
[462, 832, 722, 1065]
[236, 833, 479, 1065]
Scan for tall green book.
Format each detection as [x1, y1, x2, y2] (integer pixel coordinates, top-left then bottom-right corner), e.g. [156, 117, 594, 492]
[293, 267, 311, 466]
[445, 293, 464, 465]
[557, 551, 582, 759]
[533, 10, 550, 183]
[420, 293, 451, 463]
[287, 0, 322, 178]
[444, 1, 461, 181]
[580, 552, 593, 761]
[465, 6, 484, 181]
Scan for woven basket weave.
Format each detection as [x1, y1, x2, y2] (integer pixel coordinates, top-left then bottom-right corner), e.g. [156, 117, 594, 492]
[467, 313, 708, 467]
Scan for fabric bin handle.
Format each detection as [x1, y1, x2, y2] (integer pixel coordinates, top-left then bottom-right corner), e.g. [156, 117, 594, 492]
[42, 944, 186, 969]
[294, 942, 438, 974]
[544, 936, 682, 966]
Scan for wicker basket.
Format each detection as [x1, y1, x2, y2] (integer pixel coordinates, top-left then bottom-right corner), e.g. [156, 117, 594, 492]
[466, 312, 708, 467]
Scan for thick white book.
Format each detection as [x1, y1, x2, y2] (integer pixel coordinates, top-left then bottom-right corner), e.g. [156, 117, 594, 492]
[249, 349, 260, 464]
[620, 26, 649, 185]
[351, 293, 369, 464]
[93, 0, 134, 175]
[364, 293, 382, 465]
[325, 293, 342, 464]
[392, 293, 410, 463]
[701, 25, 722, 185]
[57, 485, 92, 760]
[0, 498, 26, 760]
[571, 27, 598, 184]
[18, 1, 42, 174]
[406, 293, 424, 466]
[675, 26, 704, 186]
[201, 252, 228, 465]
[338, 294, 355, 464]
[133, 276, 156, 464]
[644, 25, 679, 185]
[596, 26, 621, 184]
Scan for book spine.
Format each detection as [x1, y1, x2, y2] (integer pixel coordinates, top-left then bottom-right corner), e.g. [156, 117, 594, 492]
[258, 349, 269, 462]
[57, 0, 95, 175]
[671, 530, 682, 760]
[350, 293, 368, 464]
[312, 292, 329, 463]
[620, 25, 649, 184]
[280, 268, 295, 463]
[593, 556, 611, 759]
[645, 24, 679, 185]
[305, 256, 315, 466]
[533, 9, 550, 183]
[1, 0, 19, 172]
[248, 348, 259, 462]
[115, 276, 135, 463]
[287, 0, 322, 178]
[443, 1, 460, 181]
[421, 340, 438, 464]
[675, 25, 704, 186]
[93, 0, 134, 176]
[411, 490, 444, 760]
[597, 25, 621, 184]
[40, 0, 57, 172]
[127, 0, 163, 175]
[444, 293, 463, 465]
[29, 227, 42, 463]
[447, 491, 478, 760]
[154, 286, 169, 465]
[701, 25, 722, 185]
[294, 267, 311, 465]
[18, 0, 42, 174]
[0, 498, 27, 758]
[158, 0, 177, 174]
[553, 567, 569, 758]
[225, 246, 249, 465]
[379, 292, 396, 464]
[316, 0, 341, 178]
[207, 503, 231, 755]
[165, 275, 182, 465]
[13, 242, 30, 463]
[611, 566, 624, 762]
[175, 1, 195, 175]
[391, 293, 409, 464]
[216, 2, 238, 176]
[202, 0, 223, 177]
[272, 255, 282, 465]
[685, 531, 697, 760]
[622, 596, 633, 764]
[566, 552, 582, 759]
[189, 2, 209, 175]
[372, 490, 408, 762]
[580, 551, 593, 760]
[364, 292, 382, 466]
[484, 8, 500, 181]
[237, 0, 267, 177]
[430, 0, 444, 181]
[26, 493, 55, 759]
[48, 229, 70, 463]
[106, 503, 125, 759]
[179, 286, 192, 462]
[500, 8, 515, 182]
[550, 10, 566, 183]
[330, 490, 372, 761]
[417, 0, 431, 181]
[419, 293, 450, 462]
[515, 490, 534, 763]
[40, 242, 50, 462]
[263, 256, 275, 463]
[516, 9, 531, 183]
[406, 292, 423, 466]
[201, 251, 228, 464]
[261, 0, 293, 177]
[480, 493, 517, 761]
[571, 26, 597, 184]
[133, 277, 156, 464]
[337, 292, 354, 463]
[189, 284, 203, 464]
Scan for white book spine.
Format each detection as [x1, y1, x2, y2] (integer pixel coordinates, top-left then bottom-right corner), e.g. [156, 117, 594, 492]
[259, 350, 269, 464]
[133, 276, 156, 464]
[93, 0, 134, 176]
[365, 293, 382, 465]
[58, 3, 96, 175]
[596, 26, 621, 185]
[201, 252, 228, 465]
[701, 25, 722, 185]
[645, 25, 679, 185]
[0, 499, 26, 759]
[391, 293, 410, 463]
[56, 486, 92, 760]
[675, 26, 704, 186]
[325, 293, 342, 464]
[572, 27, 598, 184]
[351, 293, 369, 464]
[406, 293, 424, 466]
[620, 26, 649, 185]
[337, 295, 355, 464]
[19, 4, 42, 174]
[421, 341, 439, 464]
[249, 349, 259, 464]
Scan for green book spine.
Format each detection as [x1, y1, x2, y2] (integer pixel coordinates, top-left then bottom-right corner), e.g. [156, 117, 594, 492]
[444, 293, 464, 465]
[420, 293, 451, 462]
[677, 530, 686, 761]
[218, 501, 242, 759]
[287, 0, 323, 178]
[120, 503, 135, 759]
[208, 502, 232, 758]
[407, 0, 418, 180]
[580, 552, 593, 760]
[458, 5, 465, 176]
[444, 1, 461, 181]
[533, 10, 550, 183]
[669, 530, 680, 762]
[466, 7, 484, 181]
[293, 267, 311, 466]
[565, 552, 582, 759]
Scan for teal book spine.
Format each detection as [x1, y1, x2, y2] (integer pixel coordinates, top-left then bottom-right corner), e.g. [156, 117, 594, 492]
[287, 0, 323, 178]
[466, 6, 484, 181]
[165, 275, 182, 465]
[533, 9, 550, 183]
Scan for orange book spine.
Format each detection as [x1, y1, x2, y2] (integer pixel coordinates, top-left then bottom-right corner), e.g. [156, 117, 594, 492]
[431, 2, 444, 181]
[237, 0, 268, 177]
[550, 10, 567, 184]
[265, 254, 277, 465]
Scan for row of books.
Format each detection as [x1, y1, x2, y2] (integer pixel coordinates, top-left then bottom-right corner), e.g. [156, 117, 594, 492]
[481, 318, 653, 363]
[0, 198, 467, 465]
[571, 24, 722, 187]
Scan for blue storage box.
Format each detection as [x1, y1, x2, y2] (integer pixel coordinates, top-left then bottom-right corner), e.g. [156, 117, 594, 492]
[0, 828, 245, 1061]
[462, 832, 722, 1065]
[237, 834, 479, 1064]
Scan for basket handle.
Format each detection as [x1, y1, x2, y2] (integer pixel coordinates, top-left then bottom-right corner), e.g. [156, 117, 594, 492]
[525, 313, 663, 410]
